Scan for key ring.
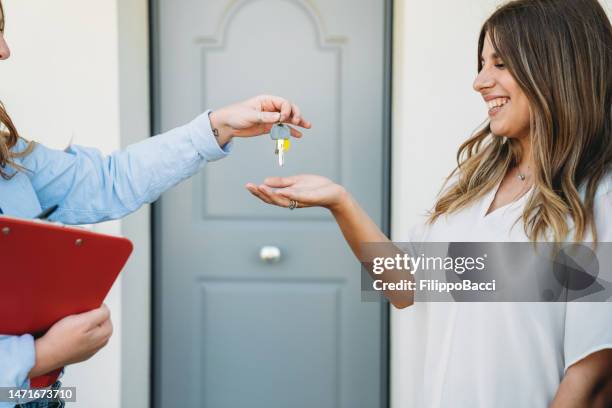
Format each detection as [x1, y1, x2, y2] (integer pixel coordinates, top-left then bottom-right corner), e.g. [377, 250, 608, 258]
[288, 200, 298, 210]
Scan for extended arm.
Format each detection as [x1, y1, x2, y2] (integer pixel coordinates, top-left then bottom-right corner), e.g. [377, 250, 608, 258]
[15, 95, 310, 225]
[247, 175, 413, 308]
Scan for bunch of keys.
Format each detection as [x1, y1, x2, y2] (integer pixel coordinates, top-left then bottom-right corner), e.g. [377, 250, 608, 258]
[270, 123, 291, 166]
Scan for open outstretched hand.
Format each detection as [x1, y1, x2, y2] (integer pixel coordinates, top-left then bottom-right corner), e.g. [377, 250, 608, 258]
[246, 174, 347, 210]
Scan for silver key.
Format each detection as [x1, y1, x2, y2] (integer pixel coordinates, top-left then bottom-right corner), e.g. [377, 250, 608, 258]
[277, 139, 285, 166]
[270, 124, 290, 167]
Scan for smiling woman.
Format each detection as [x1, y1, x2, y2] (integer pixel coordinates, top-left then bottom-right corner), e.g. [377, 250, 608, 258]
[247, 0, 612, 406]
[430, 0, 612, 244]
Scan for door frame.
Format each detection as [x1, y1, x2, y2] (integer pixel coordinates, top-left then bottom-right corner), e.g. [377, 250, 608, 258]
[148, 1, 393, 406]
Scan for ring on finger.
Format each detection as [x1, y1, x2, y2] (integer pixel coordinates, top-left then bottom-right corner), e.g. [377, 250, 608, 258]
[288, 199, 298, 210]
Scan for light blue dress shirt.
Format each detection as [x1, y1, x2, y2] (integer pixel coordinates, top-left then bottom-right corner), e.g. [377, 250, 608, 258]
[0, 111, 230, 403]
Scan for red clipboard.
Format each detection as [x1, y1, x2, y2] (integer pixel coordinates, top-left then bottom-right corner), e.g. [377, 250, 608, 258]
[0, 216, 133, 387]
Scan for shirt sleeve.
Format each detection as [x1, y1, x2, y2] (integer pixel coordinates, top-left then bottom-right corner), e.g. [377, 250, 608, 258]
[0, 335, 35, 393]
[16, 110, 231, 225]
[563, 185, 612, 371]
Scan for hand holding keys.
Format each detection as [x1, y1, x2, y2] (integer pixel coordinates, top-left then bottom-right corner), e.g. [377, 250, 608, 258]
[270, 123, 291, 166]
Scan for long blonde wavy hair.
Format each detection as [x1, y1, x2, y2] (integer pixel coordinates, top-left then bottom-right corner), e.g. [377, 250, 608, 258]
[429, 0, 612, 244]
[0, 0, 34, 179]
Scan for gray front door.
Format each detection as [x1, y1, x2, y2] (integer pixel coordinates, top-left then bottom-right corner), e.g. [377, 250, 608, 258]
[152, 0, 390, 407]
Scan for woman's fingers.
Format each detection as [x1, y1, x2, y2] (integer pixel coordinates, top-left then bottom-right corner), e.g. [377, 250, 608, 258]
[259, 95, 290, 115]
[98, 318, 113, 339]
[261, 96, 292, 123]
[288, 101, 311, 128]
[257, 95, 311, 129]
[276, 188, 311, 208]
[246, 184, 273, 204]
[247, 178, 315, 209]
[258, 185, 292, 207]
[291, 103, 302, 125]
[264, 176, 296, 188]
[287, 125, 303, 138]
[275, 187, 298, 199]
[255, 116, 303, 139]
[247, 184, 286, 207]
[88, 317, 114, 349]
[295, 117, 311, 129]
[288, 106, 311, 129]
[258, 111, 283, 124]
[80, 304, 111, 330]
